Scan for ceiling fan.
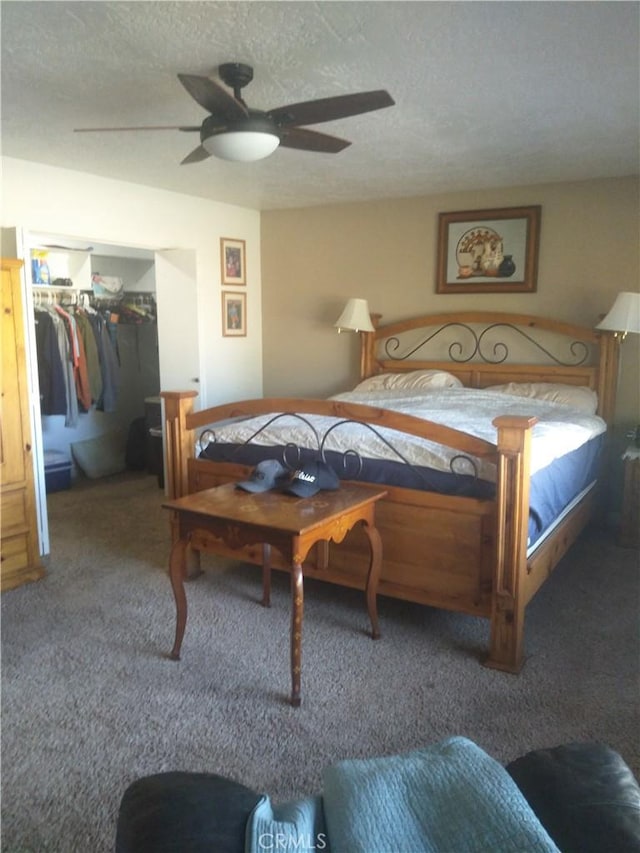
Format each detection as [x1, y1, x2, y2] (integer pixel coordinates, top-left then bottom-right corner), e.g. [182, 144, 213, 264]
[74, 62, 395, 164]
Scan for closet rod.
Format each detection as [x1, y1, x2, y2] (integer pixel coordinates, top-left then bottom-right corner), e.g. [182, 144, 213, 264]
[32, 288, 83, 306]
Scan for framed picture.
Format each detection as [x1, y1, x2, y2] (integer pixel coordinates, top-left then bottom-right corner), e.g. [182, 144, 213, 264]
[222, 291, 246, 337]
[436, 206, 541, 294]
[220, 237, 246, 286]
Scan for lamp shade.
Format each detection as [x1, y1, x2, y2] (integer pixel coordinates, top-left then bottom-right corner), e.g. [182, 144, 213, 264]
[597, 291, 640, 335]
[334, 298, 375, 333]
[203, 131, 280, 162]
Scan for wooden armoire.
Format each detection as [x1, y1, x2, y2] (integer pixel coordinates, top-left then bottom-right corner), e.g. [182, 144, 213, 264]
[1, 257, 45, 590]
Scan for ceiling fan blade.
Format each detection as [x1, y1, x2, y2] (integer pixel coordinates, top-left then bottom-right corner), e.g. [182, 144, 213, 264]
[268, 90, 394, 128]
[177, 73, 248, 120]
[74, 125, 201, 132]
[279, 127, 351, 154]
[180, 145, 211, 165]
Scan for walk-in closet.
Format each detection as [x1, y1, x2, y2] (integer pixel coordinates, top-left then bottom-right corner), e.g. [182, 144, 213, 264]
[28, 235, 162, 553]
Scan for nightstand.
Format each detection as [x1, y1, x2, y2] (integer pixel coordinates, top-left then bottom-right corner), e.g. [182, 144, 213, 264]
[619, 445, 640, 548]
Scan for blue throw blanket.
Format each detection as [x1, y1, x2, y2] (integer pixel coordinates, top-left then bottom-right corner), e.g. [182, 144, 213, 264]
[246, 737, 559, 853]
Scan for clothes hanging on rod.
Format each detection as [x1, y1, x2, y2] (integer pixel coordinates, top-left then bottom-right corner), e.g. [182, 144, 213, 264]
[54, 302, 90, 420]
[33, 290, 157, 424]
[33, 306, 67, 418]
[120, 293, 157, 324]
[34, 301, 117, 420]
[87, 309, 120, 413]
[90, 292, 157, 323]
[74, 308, 102, 404]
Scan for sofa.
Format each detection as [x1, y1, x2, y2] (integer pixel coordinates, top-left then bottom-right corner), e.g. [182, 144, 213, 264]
[116, 741, 640, 852]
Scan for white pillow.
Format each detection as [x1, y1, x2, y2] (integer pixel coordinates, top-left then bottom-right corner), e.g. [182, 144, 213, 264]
[355, 370, 463, 392]
[486, 382, 598, 414]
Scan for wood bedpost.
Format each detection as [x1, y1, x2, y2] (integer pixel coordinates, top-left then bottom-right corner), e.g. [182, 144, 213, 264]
[486, 415, 537, 674]
[596, 330, 620, 426]
[161, 391, 198, 499]
[360, 313, 382, 379]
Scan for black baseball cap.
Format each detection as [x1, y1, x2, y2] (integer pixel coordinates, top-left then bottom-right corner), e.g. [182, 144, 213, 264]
[283, 460, 340, 498]
[236, 459, 289, 493]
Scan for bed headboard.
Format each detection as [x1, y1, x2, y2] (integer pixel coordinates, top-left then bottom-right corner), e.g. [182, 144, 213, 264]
[360, 311, 620, 425]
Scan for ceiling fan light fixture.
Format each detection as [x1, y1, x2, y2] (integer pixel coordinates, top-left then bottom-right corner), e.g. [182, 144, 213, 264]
[203, 130, 280, 162]
[201, 114, 280, 162]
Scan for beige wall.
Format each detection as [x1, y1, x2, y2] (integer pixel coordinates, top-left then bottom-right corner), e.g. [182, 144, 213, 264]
[262, 176, 639, 435]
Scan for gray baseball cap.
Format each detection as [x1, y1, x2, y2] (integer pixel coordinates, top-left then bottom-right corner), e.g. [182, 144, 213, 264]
[236, 459, 289, 493]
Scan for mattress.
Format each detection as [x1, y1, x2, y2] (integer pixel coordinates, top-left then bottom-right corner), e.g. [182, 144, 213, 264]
[198, 387, 606, 548]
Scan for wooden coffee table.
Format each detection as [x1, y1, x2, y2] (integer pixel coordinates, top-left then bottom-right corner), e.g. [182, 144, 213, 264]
[163, 482, 387, 706]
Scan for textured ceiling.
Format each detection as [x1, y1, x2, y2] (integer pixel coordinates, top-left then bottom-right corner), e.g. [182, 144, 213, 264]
[1, 1, 638, 211]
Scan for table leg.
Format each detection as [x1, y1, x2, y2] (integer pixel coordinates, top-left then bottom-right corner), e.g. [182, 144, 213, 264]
[169, 536, 189, 660]
[290, 560, 304, 707]
[262, 543, 272, 607]
[363, 522, 383, 640]
[169, 511, 201, 579]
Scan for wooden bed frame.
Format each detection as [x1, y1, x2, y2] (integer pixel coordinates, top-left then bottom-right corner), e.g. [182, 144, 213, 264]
[162, 311, 619, 673]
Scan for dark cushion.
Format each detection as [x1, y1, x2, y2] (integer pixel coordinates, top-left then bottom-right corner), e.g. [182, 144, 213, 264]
[506, 743, 640, 852]
[115, 771, 261, 853]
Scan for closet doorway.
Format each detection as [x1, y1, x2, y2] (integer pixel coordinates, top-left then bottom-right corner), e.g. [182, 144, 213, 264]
[27, 235, 163, 556]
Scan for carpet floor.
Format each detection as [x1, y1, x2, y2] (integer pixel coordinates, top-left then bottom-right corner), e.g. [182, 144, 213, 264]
[1, 472, 638, 852]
